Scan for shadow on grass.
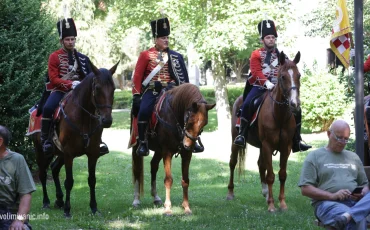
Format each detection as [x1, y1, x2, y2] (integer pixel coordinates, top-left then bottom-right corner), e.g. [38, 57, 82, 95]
[30, 144, 324, 230]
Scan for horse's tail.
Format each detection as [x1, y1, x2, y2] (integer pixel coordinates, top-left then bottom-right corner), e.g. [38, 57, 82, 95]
[237, 147, 246, 179]
[132, 152, 144, 195]
[231, 95, 247, 179]
[131, 113, 144, 196]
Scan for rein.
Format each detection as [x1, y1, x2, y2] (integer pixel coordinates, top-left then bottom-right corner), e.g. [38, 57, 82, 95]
[156, 94, 204, 155]
[60, 76, 111, 149]
[269, 77, 296, 156]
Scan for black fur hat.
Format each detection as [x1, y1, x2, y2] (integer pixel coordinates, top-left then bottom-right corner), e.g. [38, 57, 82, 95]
[57, 18, 77, 39]
[258, 20, 278, 39]
[150, 17, 170, 38]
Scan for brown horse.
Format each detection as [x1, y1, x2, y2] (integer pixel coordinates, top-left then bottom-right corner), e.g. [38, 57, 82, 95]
[227, 51, 301, 212]
[131, 83, 215, 215]
[30, 62, 118, 217]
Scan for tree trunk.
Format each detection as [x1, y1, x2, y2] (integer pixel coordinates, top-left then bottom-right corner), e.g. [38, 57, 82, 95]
[212, 55, 231, 134]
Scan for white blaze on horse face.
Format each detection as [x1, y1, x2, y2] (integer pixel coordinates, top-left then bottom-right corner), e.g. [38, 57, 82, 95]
[288, 69, 298, 106]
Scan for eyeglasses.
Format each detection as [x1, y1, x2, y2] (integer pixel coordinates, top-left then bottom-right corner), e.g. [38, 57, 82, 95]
[330, 130, 349, 144]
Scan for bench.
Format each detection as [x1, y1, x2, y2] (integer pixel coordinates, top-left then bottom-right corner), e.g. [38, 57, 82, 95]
[314, 166, 370, 229]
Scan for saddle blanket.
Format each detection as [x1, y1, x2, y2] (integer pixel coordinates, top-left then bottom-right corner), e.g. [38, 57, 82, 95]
[26, 106, 41, 136]
[128, 92, 167, 148]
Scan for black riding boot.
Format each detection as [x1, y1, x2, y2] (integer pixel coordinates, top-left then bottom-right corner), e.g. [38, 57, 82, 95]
[193, 139, 204, 153]
[292, 113, 312, 152]
[234, 118, 249, 147]
[41, 118, 53, 157]
[136, 121, 149, 157]
[99, 142, 109, 156]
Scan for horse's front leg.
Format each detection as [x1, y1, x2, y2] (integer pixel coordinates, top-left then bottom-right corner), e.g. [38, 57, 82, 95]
[163, 152, 173, 215]
[63, 157, 74, 218]
[35, 142, 53, 209]
[151, 151, 163, 206]
[51, 156, 65, 209]
[88, 156, 100, 215]
[181, 151, 193, 215]
[227, 143, 240, 200]
[278, 148, 290, 211]
[261, 144, 276, 212]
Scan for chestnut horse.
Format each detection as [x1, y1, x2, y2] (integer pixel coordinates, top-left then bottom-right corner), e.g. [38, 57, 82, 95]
[131, 83, 215, 215]
[227, 51, 301, 212]
[30, 62, 118, 217]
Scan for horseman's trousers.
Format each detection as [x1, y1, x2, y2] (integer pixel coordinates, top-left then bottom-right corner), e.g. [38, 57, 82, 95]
[138, 89, 158, 122]
[42, 91, 65, 118]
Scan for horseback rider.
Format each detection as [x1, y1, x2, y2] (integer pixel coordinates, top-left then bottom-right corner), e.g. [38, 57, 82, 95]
[233, 19, 312, 152]
[40, 18, 109, 157]
[132, 16, 204, 157]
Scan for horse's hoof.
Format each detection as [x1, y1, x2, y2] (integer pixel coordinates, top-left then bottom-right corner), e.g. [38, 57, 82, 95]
[184, 208, 192, 215]
[54, 200, 64, 209]
[64, 213, 72, 218]
[42, 203, 50, 209]
[92, 210, 102, 217]
[153, 199, 162, 206]
[279, 206, 288, 212]
[132, 200, 140, 208]
[163, 209, 172, 216]
[226, 194, 235, 200]
[268, 208, 276, 213]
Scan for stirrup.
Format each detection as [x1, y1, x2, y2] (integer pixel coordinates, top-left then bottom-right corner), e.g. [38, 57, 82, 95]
[42, 140, 54, 158]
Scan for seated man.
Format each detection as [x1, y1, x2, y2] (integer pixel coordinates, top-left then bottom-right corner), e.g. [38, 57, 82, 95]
[298, 120, 370, 229]
[0, 125, 36, 230]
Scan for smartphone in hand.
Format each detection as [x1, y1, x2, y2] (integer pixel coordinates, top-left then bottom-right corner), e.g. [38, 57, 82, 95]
[351, 186, 364, 194]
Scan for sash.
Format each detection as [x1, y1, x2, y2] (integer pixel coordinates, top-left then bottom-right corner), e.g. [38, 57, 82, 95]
[142, 53, 169, 87]
[262, 58, 278, 74]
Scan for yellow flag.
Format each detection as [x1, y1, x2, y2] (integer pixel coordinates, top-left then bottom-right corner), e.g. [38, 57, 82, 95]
[330, 0, 351, 68]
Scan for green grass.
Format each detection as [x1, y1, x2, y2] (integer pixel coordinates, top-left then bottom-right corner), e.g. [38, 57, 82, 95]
[111, 110, 218, 132]
[29, 141, 324, 229]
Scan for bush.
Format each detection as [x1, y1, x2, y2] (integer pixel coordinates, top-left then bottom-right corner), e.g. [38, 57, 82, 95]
[0, 0, 58, 167]
[300, 69, 348, 132]
[112, 86, 244, 110]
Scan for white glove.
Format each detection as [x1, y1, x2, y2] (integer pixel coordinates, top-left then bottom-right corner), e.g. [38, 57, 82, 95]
[72, 81, 80, 89]
[264, 80, 275, 90]
[350, 48, 355, 58]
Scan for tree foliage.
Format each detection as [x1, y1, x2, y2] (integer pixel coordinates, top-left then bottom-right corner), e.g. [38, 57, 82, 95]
[0, 0, 58, 165]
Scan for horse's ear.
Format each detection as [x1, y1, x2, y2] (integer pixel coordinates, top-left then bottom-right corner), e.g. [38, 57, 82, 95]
[206, 103, 216, 111]
[293, 51, 301, 64]
[90, 60, 101, 76]
[192, 102, 198, 112]
[279, 51, 285, 65]
[109, 61, 120, 75]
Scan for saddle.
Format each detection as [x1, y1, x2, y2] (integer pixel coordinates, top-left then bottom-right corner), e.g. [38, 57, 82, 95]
[128, 92, 167, 148]
[236, 93, 267, 128]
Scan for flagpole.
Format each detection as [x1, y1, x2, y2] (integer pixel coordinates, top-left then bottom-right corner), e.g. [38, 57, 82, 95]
[354, 0, 364, 163]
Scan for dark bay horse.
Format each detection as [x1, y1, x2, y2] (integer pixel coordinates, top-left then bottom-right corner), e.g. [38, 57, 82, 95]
[227, 51, 301, 212]
[131, 83, 215, 215]
[30, 62, 118, 217]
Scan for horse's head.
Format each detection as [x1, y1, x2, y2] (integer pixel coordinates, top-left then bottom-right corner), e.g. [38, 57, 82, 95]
[277, 51, 301, 111]
[182, 102, 216, 151]
[90, 61, 119, 128]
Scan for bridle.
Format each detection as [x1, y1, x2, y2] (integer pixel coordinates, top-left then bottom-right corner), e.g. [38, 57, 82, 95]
[156, 95, 205, 153]
[60, 75, 113, 148]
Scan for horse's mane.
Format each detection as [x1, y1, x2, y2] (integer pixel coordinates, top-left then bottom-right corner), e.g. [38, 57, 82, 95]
[166, 83, 205, 124]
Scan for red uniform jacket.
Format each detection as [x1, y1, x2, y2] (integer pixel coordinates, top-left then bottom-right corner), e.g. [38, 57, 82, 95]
[132, 47, 177, 95]
[365, 55, 370, 73]
[248, 48, 279, 86]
